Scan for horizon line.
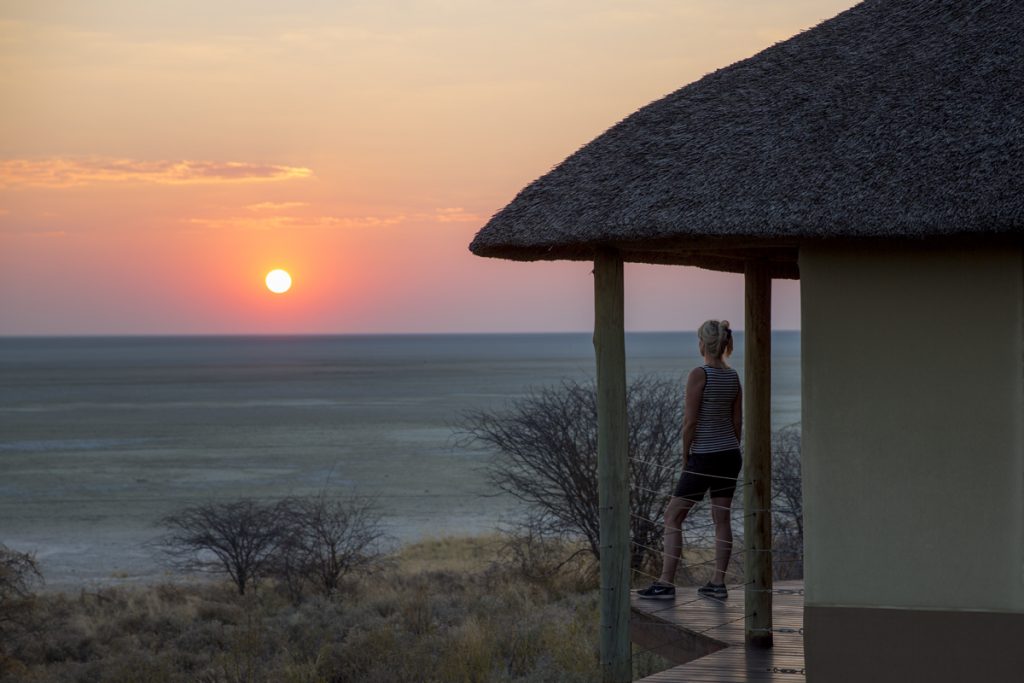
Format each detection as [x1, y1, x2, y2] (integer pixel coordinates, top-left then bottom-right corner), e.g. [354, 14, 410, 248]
[0, 329, 802, 339]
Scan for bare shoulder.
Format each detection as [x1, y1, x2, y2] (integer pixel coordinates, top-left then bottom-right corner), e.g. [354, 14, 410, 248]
[686, 366, 706, 387]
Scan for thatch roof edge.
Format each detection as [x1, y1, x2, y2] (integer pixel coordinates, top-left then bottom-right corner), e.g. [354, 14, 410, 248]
[469, 0, 1024, 269]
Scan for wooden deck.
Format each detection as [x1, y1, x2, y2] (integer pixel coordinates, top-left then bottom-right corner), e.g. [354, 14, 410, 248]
[632, 581, 805, 682]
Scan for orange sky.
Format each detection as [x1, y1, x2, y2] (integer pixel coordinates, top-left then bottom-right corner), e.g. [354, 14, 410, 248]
[0, 1, 858, 335]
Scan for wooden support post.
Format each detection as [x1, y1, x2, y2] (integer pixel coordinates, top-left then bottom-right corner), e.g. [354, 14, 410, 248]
[744, 259, 774, 648]
[593, 248, 632, 683]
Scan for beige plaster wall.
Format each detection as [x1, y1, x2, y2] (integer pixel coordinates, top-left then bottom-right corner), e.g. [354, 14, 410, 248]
[800, 244, 1024, 611]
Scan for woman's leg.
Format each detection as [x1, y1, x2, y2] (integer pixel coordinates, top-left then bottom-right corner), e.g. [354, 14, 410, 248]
[659, 496, 696, 584]
[709, 496, 734, 584]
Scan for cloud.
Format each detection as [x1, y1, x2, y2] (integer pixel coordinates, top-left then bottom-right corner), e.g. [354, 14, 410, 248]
[432, 207, 481, 223]
[320, 215, 407, 229]
[246, 201, 309, 212]
[186, 206, 481, 232]
[0, 158, 314, 188]
[186, 213, 405, 231]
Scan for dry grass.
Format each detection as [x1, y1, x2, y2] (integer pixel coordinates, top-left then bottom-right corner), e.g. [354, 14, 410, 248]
[393, 534, 505, 574]
[0, 535, 673, 683]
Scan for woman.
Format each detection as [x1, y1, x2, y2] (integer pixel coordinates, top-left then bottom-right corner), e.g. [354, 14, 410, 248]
[638, 320, 742, 600]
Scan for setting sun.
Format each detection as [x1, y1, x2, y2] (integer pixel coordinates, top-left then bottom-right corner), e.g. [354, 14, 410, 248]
[265, 269, 292, 294]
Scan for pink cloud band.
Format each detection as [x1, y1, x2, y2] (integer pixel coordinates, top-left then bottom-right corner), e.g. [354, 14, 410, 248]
[0, 158, 314, 188]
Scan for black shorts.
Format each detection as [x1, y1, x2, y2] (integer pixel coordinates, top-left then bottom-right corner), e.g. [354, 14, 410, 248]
[673, 449, 742, 502]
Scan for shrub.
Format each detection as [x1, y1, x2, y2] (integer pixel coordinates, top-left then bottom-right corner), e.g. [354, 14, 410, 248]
[0, 544, 42, 604]
[158, 499, 294, 595]
[772, 424, 804, 579]
[6, 534, 616, 682]
[275, 495, 386, 599]
[0, 544, 44, 671]
[457, 375, 684, 570]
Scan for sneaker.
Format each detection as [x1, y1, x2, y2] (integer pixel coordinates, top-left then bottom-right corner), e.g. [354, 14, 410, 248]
[636, 582, 676, 600]
[697, 582, 728, 600]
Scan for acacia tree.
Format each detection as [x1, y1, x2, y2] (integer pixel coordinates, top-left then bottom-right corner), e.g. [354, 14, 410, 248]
[0, 544, 43, 649]
[0, 545, 41, 606]
[458, 375, 685, 571]
[771, 424, 804, 579]
[158, 499, 293, 595]
[283, 495, 385, 597]
[159, 496, 386, 599]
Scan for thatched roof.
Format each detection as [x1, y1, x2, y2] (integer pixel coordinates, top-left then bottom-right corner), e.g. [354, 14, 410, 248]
[470, 0, 1024, 278]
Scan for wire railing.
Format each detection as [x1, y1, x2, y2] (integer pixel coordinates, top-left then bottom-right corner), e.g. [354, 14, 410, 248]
[625, 450, 805, 671]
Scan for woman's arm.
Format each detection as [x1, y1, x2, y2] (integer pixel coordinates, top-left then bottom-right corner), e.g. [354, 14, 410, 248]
[682, 367, 705, 465]
[732, 381, 743, 443]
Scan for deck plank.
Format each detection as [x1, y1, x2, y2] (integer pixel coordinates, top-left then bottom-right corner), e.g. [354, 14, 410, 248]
[633, 580, 804, 682]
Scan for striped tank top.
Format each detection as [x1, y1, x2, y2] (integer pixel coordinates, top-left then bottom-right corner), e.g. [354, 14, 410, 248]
[690, 365, 741, 454]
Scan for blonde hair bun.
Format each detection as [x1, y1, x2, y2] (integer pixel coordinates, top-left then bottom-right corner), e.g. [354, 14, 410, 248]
[698, 319, 734, 359]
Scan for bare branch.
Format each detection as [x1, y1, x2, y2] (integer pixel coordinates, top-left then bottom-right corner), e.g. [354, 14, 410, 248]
[771, 424, 804, 579]
[278, 495, 387, 598]
[156, 499, 293, 595]
[457, 375, 683, 570]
